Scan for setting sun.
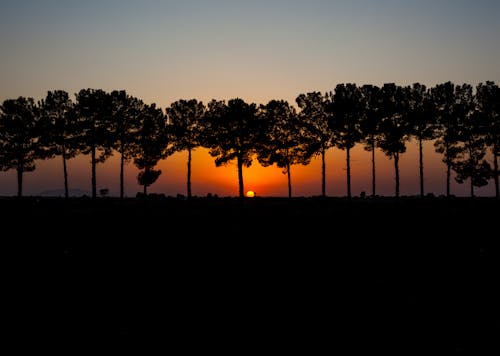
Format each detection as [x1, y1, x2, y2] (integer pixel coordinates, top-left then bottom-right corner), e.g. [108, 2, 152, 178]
[246, 191, 256, 198]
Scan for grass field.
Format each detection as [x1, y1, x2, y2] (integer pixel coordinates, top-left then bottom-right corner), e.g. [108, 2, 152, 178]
[2, 196, 498, 353]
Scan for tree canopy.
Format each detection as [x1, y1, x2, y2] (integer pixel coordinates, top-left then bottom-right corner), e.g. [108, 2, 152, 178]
[1, 81, 499, 198]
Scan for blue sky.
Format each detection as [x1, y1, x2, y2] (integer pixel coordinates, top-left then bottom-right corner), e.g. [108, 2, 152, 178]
[1, 0, 499, 106]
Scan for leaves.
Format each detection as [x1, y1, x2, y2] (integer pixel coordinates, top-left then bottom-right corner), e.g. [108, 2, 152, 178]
[138, 168, 162, 188]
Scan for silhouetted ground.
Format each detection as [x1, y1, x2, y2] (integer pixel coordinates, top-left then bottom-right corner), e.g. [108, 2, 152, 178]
[1, 196, 498, 353]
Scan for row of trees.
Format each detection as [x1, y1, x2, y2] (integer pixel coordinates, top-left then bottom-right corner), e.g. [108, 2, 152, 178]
[1, 81, 499, 199]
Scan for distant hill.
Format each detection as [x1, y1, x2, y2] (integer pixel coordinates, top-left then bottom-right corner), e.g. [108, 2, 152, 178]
[38, 188, 91, 197]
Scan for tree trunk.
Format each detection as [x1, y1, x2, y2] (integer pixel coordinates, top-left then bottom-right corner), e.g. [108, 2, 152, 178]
[187, 148, 192, 199]
[346, 147, 351, 199]
[419, 137, 424, 198]
[237, 156, 244, 199]
[494, 152, 499, 199]
[394, 153, 400, 198]
[17, 164, 23, 197]
[287, 163, 292, 199]
[446, 162, 451, 197]
[371, 141, 376, 197]
[62, 150, 69, 199]
[120, 146, 125, 199]
[321, 149, 326, 198]
[469, 145, 474, 198]
[91, 144, 97, 199]
[143, 167, 149, 196]
[445, 140, 451, 197]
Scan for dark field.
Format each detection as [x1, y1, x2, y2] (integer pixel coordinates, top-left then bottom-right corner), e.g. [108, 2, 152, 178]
[2, 196, 499, 353]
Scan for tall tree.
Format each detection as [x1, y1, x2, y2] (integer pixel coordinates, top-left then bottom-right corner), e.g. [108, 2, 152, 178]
[475, 81, 500, 199]
[133, 103, 169, 195]
[451, 84, 491, 197]
[75, 89, 113, 199]
[432, 82, 461, 197]
[378, 84, 411, 198]
[296, 92, 336, 197]
[110, 90, 142, 199]
[166, 99, 206, 199]
[359, 85, 382, 197]
[257, 100, 311, 198]
[204, 98, 259, 199]
[408, 83, 436, 197]
[331, 83, 364, 199]
[39, 90, 79, 199]
[0, 97, 40, 197]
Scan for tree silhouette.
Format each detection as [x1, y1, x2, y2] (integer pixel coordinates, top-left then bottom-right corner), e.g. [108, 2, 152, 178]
[110, 90, 142, 199]
[378, 84, 410, 198]
[75, 89, 113, 199]
[475, 81, 500, 199]
[0, 97, 40, 197]
[258, 100, 311, 198]
[204, 98, 258, 199]
[360, 85, 383, 197]
[166, 99, 206, 199]
[451, 84, 491, 197]
[296, 91, 336, 197]
[133, 103, 169, 195]
[408, 83, 437, 198]
[38, 90, 79, 199]
[137, 169, 162, 195]
[331, 84, 364, 198]
[3, 82, 500, 199]
[432, 82, 464, 197]
[454, 153, 491, 197]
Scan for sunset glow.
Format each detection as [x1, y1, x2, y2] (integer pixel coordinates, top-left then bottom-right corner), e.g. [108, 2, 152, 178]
[2, 2, 498, 350]
[1, 0, 499, 197]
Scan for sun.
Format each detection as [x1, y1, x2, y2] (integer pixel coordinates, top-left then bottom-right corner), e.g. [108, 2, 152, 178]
[246, 190, 256, 198]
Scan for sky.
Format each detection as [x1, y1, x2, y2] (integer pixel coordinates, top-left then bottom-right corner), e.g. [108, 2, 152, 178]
[1, 0, 499, 197]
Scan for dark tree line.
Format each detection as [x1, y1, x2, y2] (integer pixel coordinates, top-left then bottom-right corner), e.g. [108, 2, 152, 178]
[1, 82, 499, 199]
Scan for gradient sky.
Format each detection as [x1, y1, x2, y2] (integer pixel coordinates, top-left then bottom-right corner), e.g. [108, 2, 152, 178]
[1, 0, 499, 197]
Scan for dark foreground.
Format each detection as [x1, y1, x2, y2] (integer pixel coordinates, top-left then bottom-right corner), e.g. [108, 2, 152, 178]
[2, 196, 498, 353]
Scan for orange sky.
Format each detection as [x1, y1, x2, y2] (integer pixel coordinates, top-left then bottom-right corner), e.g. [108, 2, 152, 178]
[1, 1, 499, 197]
[0, 141, 495, 197]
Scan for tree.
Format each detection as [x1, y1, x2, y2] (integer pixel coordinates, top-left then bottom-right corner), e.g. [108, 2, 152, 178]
[359, 85, 382, 197]
[331, 84, 364, 199]
[75, 89, 114, 199]
[432, 82, 461, 197]
[137, 169, 162, 195]
[378, 84, 411, 198]
[38, 90, 79, 199]
[133, 103, 169, 195]
[166, 99, 206, 199]
[296, 91, 336, 197]
[257, 100, 311, 198]
[0, 97, 40, 197]
[454, 156, 491, 197]
[451, 84, 491, 197]
[475, 81, 500, 199]
[204, 98, 259, 198]
[110, 90, 142, 199]
[408, 83, 437, 197]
